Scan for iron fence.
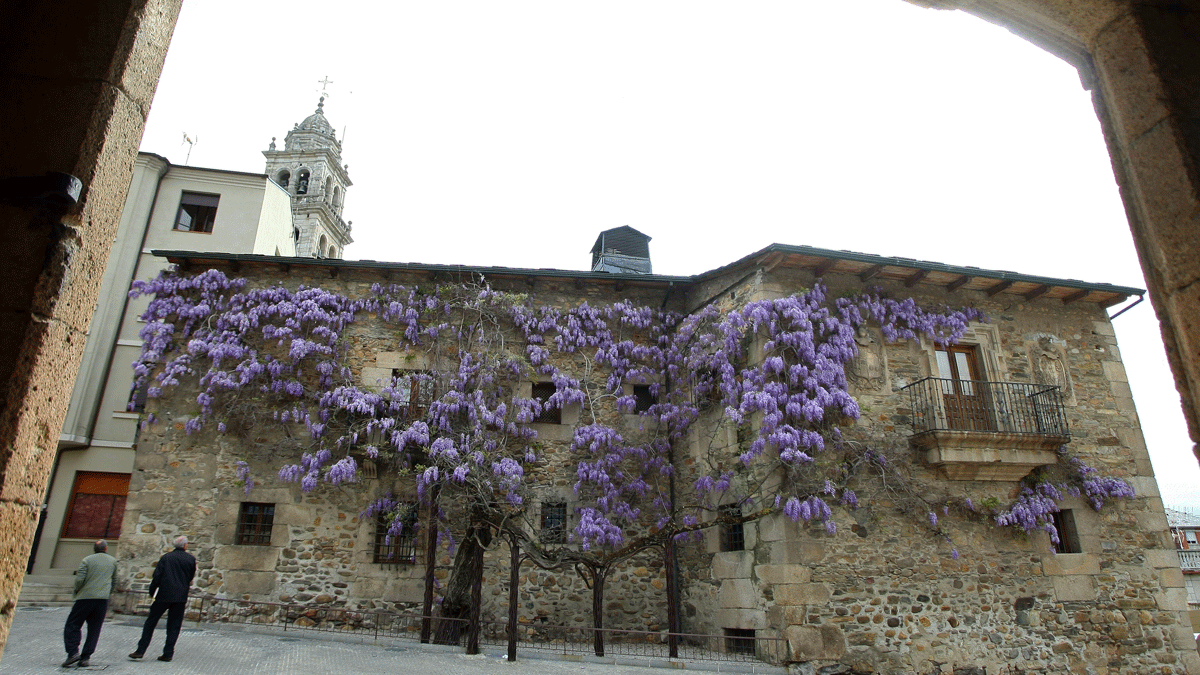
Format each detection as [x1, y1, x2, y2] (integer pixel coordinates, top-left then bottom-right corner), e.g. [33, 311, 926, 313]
[901, 377, 1068, 437]
[159, 594, 785, 665]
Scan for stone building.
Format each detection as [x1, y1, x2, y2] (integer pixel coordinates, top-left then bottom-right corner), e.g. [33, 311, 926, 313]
[117, 236, 1199, 674]
[21, 99, 355, 605]
[1166, 507, 1200, 632]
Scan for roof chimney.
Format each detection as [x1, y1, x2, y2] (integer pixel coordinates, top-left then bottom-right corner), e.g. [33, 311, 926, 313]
[590, 226, 652, 274]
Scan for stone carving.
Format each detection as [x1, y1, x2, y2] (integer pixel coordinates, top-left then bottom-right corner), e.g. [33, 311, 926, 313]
[848, 326, 886, 389]
[1030, 335, 1075, 406]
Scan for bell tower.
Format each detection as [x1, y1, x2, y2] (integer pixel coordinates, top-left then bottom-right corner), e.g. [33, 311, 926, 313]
[263, 96, 353, 258]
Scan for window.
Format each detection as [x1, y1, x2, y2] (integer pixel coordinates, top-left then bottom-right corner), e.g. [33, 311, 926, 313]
[934, 344, 993, 431]
[236, 502, 275, 545]
[374, 504, 418, 564]
[127, 382, 147, 413]
[724, 628, 755, 655]
[541, 501, 567, 544]
[632, 384, 655, 413]
[276, 170, 290, 190]
[62, 472, 130, 539]
[173, 192, 219, 232]
[1185, 530, 1198, 548]
[719, 503, 744, 552]
[392, 370, 434, 420]
[532, 382, 560, 424]
[1050, 509, 1080, 554]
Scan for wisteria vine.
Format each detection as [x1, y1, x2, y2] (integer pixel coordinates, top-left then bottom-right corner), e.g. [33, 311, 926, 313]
[129, 268, 1132, 556]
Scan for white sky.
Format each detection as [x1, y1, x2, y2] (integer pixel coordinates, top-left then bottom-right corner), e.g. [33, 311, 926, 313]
[140, 0, 1198, 509]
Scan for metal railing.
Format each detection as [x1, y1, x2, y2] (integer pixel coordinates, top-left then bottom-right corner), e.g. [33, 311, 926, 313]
[1179, 550, 1200, 571]
[901, 378, 1068, 437]
[164, 595, 785, 665]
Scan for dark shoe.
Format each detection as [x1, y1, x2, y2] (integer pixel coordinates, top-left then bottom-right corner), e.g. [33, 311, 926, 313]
[77, 659, 89, 668]
[62, 653, 81, 667]
[127, 652, 144, 660]
[157, 655, 172, 662]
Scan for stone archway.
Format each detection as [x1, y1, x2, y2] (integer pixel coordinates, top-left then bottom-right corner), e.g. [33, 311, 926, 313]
[0, 0, 1197, 660]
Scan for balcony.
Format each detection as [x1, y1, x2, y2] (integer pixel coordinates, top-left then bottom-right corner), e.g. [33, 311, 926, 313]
[1180, 550, 1200, 572]
[901, 378, 1070, 481]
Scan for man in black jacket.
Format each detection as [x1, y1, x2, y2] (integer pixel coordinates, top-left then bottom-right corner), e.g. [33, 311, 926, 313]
[129, 535, 196, 662]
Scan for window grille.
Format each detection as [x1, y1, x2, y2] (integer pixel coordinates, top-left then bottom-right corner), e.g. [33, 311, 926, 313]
[236, 502, 275, 545]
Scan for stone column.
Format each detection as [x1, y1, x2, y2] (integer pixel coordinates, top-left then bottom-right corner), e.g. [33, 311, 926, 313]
[1088, 2, 1200, 466]
[0, 0, 181, 659]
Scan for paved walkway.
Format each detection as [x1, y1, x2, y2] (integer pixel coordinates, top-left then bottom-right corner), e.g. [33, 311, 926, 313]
[2, 606, 786, 674]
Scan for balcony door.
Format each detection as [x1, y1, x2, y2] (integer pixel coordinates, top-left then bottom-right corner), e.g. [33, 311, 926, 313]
[936, 345, 992, 431]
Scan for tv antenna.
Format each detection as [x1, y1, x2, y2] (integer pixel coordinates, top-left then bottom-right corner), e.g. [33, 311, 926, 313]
[181, 132, 198, 164]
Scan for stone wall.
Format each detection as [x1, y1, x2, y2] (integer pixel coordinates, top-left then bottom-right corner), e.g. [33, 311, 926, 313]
[676, 267, 1196, 674]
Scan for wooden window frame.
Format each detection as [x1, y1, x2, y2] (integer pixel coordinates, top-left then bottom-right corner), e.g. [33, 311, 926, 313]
[1050, 509, 1080, 554]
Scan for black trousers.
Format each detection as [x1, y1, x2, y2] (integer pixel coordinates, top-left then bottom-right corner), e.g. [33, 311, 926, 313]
[63, 598, 108, 657]
[136, 599, 186, 657]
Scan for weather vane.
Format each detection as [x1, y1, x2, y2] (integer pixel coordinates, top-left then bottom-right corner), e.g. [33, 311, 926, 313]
[317, 76, 334, 98]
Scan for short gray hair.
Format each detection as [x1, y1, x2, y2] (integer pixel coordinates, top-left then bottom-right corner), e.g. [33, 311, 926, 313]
[93, 540, 107, 553]
[173, 535, 188, 549]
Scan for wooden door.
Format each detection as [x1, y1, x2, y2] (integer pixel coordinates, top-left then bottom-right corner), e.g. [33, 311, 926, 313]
[935, 345, 992, 431]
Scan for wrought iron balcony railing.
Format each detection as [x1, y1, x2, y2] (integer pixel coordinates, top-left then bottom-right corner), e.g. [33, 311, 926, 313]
[901, 377, 1069, 438]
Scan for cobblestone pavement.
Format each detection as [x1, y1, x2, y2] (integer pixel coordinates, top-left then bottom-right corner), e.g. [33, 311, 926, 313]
[2, 607, 785, 675]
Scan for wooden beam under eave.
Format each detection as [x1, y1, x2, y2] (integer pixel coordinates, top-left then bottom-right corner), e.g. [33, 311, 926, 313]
[858, 264, 885, 282]
[1023, 284, 1050, 301]
[946, 275, 971, 292]
[278, 262, 290, 274]
[811, 259, 838, 277]
[763, 252, 786, 273]
[615, 280, 625, 292]
[525, 276, 536, 288]
[1061, 289, 1089, 304]
[230, 260, 241, 274]
[986, 280, 1014, 297]
[329, 266, 339, 279]
[904, 269, 928, 287]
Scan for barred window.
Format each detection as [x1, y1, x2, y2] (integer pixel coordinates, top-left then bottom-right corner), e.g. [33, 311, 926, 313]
[236, 502, 275, 545]
[632, 384, 655, 413]
[374, 504, 418, 564]
[724, 628, 755, 655]
[532, 382, 560, 424]
[541, 501, 567, 544]
[391, 370, 435, 420]
[719, 503, 744, 552]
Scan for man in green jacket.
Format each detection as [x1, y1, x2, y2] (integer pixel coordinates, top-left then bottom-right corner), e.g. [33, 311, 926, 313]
[62, 540, 118, 668]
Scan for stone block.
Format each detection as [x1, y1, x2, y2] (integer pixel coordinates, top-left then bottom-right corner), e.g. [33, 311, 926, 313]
[1145, 549, 1181, 569]
[718, 578, 758, 609]
[712, 550, 753, 579]
[1127, 476, 1160, 498]
[786, 624, 845, 661]
[214, 545, 279, 571]
[222, 570, 276, 596]
[360, 366, 391, 388]
[1041, 553, 1100, 576]
[1101, 360, 1128, 383]
[1155, 587, 1188, 612]
[714, 608, 767, 629]
[775, 583, 830, 606]
[1051, 575, 1096, 602]
[771, 538, 824, 565]
[757, 514, 787, 542]
[754, 564, 810, 585]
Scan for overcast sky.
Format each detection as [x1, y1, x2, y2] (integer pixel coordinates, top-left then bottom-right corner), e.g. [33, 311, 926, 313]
[139, 0, 1198, 509]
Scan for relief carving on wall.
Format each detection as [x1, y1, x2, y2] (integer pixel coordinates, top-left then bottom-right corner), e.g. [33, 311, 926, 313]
[1029, 335, 1076, 406]
[848, 326, 887, 391]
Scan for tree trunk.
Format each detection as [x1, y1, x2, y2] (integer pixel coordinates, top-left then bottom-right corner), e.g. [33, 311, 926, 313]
[507, 535, 519, 661]
[433, 522, 489, 645]
[420, 487, 439, 644]
[467, 535, 483, 654]
[666, 538, 679, 658]
[591, 568, 607, 657]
